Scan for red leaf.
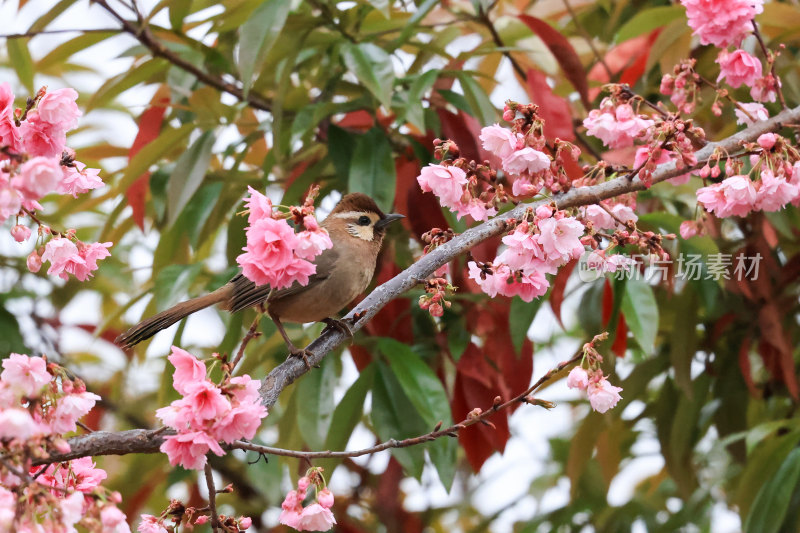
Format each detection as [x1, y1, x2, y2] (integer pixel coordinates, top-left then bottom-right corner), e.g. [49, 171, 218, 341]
[550, 259, 577, 328]
[601, 278, 614, 326]
[393, 155, 449, 240]
[437, 108, 497, 164]
[738, 336, 758, 397]
[336, 110, 374, 131]
[611, 313, 627, 357]
[518, 15, 590, 109]
[362, 258, 413, 343]
[525, 69, 575, 141]
[128, 85, 170, 230]
[587, 32, 658, 100]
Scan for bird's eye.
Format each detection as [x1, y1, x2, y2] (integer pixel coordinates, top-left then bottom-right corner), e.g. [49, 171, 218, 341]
[357, 215, 371, 226]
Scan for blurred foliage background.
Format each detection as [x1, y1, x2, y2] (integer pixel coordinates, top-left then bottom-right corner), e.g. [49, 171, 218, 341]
[2, 0, 800, 531]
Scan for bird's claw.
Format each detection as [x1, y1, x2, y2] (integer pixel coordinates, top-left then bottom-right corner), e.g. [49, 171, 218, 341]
[289, 348, 317, 369]
[322, 318, 354, 338]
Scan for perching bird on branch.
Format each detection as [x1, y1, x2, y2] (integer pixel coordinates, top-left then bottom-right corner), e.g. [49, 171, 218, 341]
[115, 193, 404, 365]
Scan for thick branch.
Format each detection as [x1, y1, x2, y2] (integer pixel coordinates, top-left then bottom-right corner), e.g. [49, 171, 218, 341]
[50, 104, 800, 462]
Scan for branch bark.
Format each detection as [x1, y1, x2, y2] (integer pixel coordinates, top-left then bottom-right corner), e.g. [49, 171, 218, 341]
[46, 104, 800, 463]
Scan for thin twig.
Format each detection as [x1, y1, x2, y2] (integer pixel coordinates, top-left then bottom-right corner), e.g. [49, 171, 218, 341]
[562, 0, 611, 80]
[235, 350, 583, 460]
[751, 20, 787, 110]
[204, 463, 220, 532]
[230, 316, 261, 371]
[478, 8, 527, 81]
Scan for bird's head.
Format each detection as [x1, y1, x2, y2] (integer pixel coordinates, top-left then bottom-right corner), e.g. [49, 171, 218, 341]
[325, 193, 404, 244]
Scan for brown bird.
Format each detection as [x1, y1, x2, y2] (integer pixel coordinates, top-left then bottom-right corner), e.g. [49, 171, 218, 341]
[114, 193, 404, 365]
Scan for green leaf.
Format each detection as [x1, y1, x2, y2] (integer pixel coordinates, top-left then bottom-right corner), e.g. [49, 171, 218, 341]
[296, 355, 338, 450]
[615, 5, 686, 43]
[0, 306, 28, 356]
[348, 128, 396, 211]
[341, 42, 395, 108]
[318, 364, 376, 474]
[371, 362, 428, 479]
[379, 339, 451, 427]
[621, 280, 659, 355]
[153, 263, 204, 311]
[455, 72, 498, 126]
[169, 0, 193, 31]
[182, 182, 224, 247]
[167, 131, 216, 226]
[238, 0, 292, 94]
[745, 448, 800, 533]
[87, 58, 168, 112]
[327, 125, 357, 180]
[38, 32, 116, 72]
[403, 69, 439, 131]
[509, 297, 542, 354]
[669, 289, 697, 397]
[7, 38, 35, 93]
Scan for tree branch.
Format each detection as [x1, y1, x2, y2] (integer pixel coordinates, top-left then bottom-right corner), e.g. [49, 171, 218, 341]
[92, 0, 274, 112]
[43, 103, 800, 463]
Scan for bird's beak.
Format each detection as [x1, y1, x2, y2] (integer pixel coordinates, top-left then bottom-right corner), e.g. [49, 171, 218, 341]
[375, 213, 405, 230]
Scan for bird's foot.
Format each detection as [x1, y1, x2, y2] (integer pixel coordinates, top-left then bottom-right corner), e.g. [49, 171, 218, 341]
[322, 318, 354, 338]
[288, 347, 317, 370]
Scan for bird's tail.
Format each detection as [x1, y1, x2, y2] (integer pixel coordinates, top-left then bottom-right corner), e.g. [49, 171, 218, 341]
[115, 287, 230, 349]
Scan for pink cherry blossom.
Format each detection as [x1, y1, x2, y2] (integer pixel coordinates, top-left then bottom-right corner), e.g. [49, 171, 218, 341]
[294, 218, 333, 261]
[19, 111, 66, 158]
[168, 346, 206, 395]
[587, 378, 623, 413]
[696, 175, 757, 217]
[0, 487, 14, 532]
[454, 198, 497, 221]
[735, 102, 769, 126]
[566, 367, 589, 390]
[756, 169, 799, 211]
[610, 204, 638, 226]
[1, 353, 50, 398]
[583, 104, 653, 149]
[37, 88, 82, 131]
[297, 503, 337, 531]
[0, 408, 40, 440]
[479, 124, 519, 158]
[100, 505, 131, 533]
[138, 515, 167, 533]
[239, 516, 252, 529]
[14, 156, 62, 201]
[77, 241, 112, 279]
[280, 490, 303, 529]
[51, 390, 101, 434]
[751, 74, 779, 103]
[633, 146, 690, 185]
[467, 262, 504, 298]
[182, 380, 231, 421]
[274, 256, 317, 290]
[237, 216, 306, 288]
[681, 0, 763, 48]
[212, 402, 268, 443]
[59, 492, 84, 530]
[416, 164, 468, 208]
[583, 205, 615, 230]
[0, 179, 22, 223]
[757, 133, 776, 150]
[0, 117, 22, 155]
[536, 215, 585, 265]
[159, 430, 224, 470]
[716, 49, 762, 88]
[502, 147, 550, 176]
[58, 161, 104, 198]
[680, 220, 699, 239]
[511, 176, 540, 197]
[244, 186, 273, 223]
[228, 375, 261, 404]
[496, 267, 549, 302]
[39, 457, 108, 493]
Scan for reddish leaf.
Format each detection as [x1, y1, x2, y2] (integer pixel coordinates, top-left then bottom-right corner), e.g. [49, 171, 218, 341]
[518, 15, 590, 109]
[738, 336, 758, 397]
[349, 345, 373, 372]
[376, 458, 423, 533]
[758, 304, 798, 399]
[619, 31, 660, 87]
[437, 108, 496, 164]
[525, 69, 575, 141]
[587, 32, 657, 100]
[128, 85, 170, 230]
[601, 278, 614, 326]
[550, 259, 577, 328]
[362, 257, 413, 343]
[611, 313, 627, 357]
[336, 110, 375, 131]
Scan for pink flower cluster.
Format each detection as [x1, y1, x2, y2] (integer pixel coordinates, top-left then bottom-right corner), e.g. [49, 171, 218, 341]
[696, 166, 800, 218]
[0, 353, 100, 441]
[156, 347, 268, 470]
[581, 203, 638, 231]
[681, 0, 763, 48]
[567, 366, 623, 413]
[0, 354, 129, 532]
[468, 206, 585, 302]
[417, 163, 498, 221]
[32, 236, 112, 281]
[582, 102, 654, 150]
[236, 187, 332, 289]
[716, 49, 761, 89]
[280, 474, 336, 531]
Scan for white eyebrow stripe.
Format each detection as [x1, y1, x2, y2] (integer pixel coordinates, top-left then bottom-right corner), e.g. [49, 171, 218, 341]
[333, 211, 369, 219]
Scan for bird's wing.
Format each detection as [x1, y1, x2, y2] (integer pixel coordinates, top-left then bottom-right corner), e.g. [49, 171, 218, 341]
[226, 247, 339, 313]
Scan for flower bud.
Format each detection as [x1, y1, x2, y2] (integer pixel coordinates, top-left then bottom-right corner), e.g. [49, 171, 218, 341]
[27, 251, 42, 273]
[239, 516, 253, 529]
[317, 488, 334, 509]
[11, 225, 31, 242]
